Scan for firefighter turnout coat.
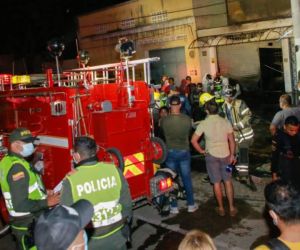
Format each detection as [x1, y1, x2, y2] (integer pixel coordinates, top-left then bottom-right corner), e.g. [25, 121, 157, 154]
[221, 99, 254, 145]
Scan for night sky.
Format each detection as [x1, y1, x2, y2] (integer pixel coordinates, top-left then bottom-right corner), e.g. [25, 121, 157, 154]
[0, 0, 127, 60]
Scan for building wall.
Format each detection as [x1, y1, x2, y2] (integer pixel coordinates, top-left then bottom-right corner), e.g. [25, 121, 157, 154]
[194, 0, 292, 92]
[193, 0, 228, 29]
[77, 0, 293, 91]
[216, 41, 282, 91]
[77, 0, 201, 82]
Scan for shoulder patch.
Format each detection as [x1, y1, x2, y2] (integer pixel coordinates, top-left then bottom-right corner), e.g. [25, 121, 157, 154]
[12, 172, 25, 181]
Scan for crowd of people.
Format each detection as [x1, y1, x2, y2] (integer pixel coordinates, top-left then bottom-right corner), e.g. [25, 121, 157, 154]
[0, 71, 300, 249]
[151, 73, 300, 249]
[153, 73, 254, 216]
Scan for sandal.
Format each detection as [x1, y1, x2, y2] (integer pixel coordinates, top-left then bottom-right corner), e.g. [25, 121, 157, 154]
[215, 207, 225, 217]
[230, 208, 238, 217]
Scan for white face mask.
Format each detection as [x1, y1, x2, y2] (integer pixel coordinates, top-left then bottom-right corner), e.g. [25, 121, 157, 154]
[20, 143, 34, 157]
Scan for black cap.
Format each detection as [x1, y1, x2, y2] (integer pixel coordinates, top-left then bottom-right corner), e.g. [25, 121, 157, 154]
[169, 95, 181, 105]
[9, 128, 37, 143]
[34, 200, 94, 250]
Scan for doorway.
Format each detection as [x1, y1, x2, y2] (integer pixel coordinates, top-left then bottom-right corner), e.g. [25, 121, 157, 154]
[259, 48, 284, 93]
[149, 47, 187, 86]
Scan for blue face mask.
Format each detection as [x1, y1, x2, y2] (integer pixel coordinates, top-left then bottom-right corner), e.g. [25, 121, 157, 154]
[20, 143, 34, 157]
[83, 231, 88, 250]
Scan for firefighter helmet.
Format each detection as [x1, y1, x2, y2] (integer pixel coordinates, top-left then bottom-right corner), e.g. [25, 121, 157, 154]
[222, 85, 237, 97]
[199, 93, 214, 106]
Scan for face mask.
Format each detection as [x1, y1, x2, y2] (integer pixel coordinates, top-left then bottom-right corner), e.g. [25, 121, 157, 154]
[20, 143, 34, 157]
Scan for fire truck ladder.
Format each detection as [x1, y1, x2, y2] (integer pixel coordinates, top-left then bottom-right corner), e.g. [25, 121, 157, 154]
[65, 57, 160, 84]
[70, 93, 89, 138]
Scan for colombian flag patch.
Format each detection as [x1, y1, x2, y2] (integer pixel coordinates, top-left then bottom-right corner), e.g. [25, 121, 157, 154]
[12, 172, 25, 181]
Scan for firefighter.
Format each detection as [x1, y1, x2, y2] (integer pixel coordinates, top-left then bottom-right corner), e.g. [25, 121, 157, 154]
[0, 127, 60, 250]
[60, 136, 132, 250]
[221, 85, 254, 180]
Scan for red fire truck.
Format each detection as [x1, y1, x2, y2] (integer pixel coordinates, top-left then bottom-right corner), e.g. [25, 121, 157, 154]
[0, 55, 172, 227]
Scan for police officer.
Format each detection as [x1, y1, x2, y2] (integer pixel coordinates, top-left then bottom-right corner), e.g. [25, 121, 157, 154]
[60, 136, 132, 250]
[271, 115, 300, 185]
[0, 127, 60, 249]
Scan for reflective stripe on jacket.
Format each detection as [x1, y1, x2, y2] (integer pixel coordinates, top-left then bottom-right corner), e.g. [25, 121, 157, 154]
[0, 155, 46, 217]
[222, 99, 254, 144]
[67, 162, 123, 233]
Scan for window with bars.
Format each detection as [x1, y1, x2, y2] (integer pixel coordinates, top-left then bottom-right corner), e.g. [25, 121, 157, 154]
[151, 10, 168, 23]
[96, 24, 109, 34]
[119, 18, 136, 30]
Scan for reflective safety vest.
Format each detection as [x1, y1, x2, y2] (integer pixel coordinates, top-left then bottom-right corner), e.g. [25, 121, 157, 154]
[0, 155, 46, 217]
[67, 162, 123, 230]
[160, 93, 168, 107]
[222, 99, 254, 144]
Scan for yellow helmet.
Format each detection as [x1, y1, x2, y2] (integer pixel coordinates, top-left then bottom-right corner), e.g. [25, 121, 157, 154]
[153, 91, 161, 101]
[199, 93, 214, 106]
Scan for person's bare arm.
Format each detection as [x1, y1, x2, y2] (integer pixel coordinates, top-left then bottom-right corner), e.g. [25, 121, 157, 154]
[228, 132, 236, 164]
[269, 124, 276, 136]
[191, 132, 205, 154]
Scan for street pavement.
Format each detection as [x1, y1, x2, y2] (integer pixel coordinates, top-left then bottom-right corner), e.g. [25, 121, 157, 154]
[130, 109, 274, 250]
[0, 171, 272, 250]
[131, 171, 272, 250]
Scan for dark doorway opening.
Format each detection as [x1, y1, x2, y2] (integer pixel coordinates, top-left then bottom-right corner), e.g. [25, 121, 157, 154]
[258, 48, 284, 105]
[259, 48, 284, 92]
[149, 47, 187, 86]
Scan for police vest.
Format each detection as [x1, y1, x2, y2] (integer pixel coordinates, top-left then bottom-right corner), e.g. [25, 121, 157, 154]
[0, 155, 46, 217]
[67, 162, 123, 230]
[160, 93, 168, 107]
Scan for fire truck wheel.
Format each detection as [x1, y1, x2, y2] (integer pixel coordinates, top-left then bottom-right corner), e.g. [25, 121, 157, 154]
[151, 137, 167, 164]
[106, 147, 125, 172]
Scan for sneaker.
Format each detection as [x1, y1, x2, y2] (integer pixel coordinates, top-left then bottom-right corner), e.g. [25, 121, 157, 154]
[170, 207, 179, 214]
[187, 204, 199, 213]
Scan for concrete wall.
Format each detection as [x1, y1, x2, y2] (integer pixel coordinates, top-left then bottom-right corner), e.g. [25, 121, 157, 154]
[77, 0, 201, 82]
[193, 0, 227, 29]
